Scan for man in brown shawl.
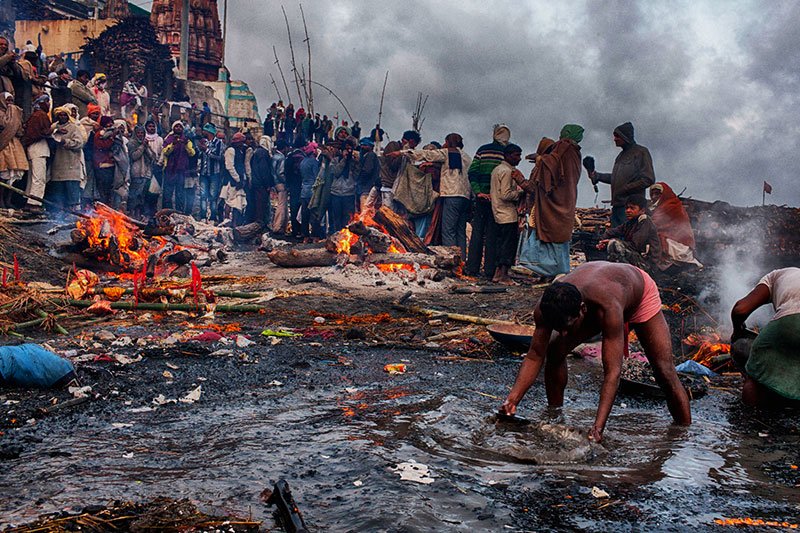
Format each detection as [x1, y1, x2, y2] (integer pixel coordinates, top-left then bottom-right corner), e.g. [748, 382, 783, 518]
[515, 124, 583, 280]
[0, 91, 29, 208]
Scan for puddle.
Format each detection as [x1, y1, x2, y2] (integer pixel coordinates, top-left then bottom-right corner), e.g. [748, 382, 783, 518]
[1, 354, 798, 530]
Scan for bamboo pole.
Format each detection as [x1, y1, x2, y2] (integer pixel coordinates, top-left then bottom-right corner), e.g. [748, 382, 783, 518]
[270, 73, 283, 101]
[393, 304, 519, 326]
[61, 299, 268, 313]
[35, 309, 68, 335]
[84, 287, 263, 299]
[300, 2, 313, 115]
[273, 45, 292, 105]
[309, 80, 353, 122]
[0, 181, 89, 221]
[376, 71, 388, 151]
[282, 5, 305, 108]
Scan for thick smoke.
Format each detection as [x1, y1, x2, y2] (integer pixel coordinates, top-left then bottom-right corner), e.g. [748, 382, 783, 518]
[697, 220, 772, 336]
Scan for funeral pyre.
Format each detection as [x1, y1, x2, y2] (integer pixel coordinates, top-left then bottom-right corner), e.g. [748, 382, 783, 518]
[266, 206, 463, 276]
[55, 203, 229, 278]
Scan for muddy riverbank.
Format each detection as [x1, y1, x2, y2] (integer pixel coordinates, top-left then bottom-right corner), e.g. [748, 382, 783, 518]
[1, 267, 798, 531]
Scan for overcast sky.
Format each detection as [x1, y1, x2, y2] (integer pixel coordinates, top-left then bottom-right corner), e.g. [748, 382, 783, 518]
[142, 0, 800, 207]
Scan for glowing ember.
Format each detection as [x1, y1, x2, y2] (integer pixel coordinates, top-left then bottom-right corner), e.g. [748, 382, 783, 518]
[332, 211, 414, 273]
[684, 331, 730, 368]
[714, 517, 799, 528]
[335, 228, 359, 254]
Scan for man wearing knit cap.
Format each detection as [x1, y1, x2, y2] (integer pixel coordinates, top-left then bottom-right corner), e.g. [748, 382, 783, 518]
[466, 123, 510, 278]
[21, 94, 52, 212]
[588, 122, 656, 227]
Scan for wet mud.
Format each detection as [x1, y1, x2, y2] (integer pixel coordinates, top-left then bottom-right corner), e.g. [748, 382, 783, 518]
[1, 257, 799, 531]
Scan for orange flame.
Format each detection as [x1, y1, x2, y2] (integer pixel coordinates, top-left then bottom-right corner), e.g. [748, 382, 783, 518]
[714, 517, 798, 528]
[76, 206, 181, 279]
[684, 332, 730, 367]
[332, 211, 414, 273]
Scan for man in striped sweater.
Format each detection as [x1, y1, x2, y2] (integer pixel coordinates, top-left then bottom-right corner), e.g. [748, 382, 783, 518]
[466, 124, 511, 278]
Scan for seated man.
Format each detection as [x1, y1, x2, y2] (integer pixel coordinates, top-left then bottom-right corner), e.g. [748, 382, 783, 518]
[597, 195, 661, 272]
[500, 261, 691, 442]
[731, 267, 800, 407]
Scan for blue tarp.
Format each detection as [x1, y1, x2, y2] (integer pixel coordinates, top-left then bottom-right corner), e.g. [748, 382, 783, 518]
[0, 344, 75, 388]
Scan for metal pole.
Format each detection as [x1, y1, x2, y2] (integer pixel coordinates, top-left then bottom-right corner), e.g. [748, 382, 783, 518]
[178, 0, 190, 79]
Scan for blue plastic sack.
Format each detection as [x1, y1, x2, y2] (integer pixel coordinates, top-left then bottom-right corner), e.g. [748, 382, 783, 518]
[0, 344, 76, 388]
[675, 359, 717, 377]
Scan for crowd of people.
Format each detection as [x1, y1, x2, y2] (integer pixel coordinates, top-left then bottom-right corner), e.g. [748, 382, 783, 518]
[1, 34, 707, 285]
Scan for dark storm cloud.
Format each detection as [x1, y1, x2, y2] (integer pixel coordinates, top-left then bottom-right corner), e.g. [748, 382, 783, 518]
[219, 0, 800, 206]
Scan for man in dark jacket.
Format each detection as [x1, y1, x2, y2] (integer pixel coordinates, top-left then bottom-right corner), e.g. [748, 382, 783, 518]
[245, 135, 274, 227]
[357, 137, 380, 211]
[588, 122, 656, 227]
[285, 137, 306, 239]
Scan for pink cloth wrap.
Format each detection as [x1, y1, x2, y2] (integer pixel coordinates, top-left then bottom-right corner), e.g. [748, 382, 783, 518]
[628, 268, 662, 324]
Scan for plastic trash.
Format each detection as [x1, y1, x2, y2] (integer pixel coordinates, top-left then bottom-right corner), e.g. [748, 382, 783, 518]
[675, 359, 718, 377]
[0, 344, 76, 388]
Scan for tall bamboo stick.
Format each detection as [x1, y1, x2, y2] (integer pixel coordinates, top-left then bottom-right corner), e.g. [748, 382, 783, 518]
[300, 3, 313, 115]
[273, 45, 292, 105]
[282, 5, 305, 108]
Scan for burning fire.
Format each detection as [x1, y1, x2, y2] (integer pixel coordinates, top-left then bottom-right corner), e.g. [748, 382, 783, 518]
[714, 517, 798, 528]
[684, 331, 730, 368]
[74, 205, 181, 279]
[333, 211, 414, 273]
[335, 228, 358, 254]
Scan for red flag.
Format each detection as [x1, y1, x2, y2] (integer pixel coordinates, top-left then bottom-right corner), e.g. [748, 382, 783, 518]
[763, 181, 773, 194]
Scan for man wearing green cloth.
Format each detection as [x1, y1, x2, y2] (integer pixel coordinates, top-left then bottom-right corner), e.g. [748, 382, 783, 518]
[731, 267, 800, 406]
[514, 124, 584, 280]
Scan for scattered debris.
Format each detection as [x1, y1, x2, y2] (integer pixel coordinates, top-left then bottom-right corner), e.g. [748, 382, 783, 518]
[392, 460, 435, 484]
[179, 385, 203, 404]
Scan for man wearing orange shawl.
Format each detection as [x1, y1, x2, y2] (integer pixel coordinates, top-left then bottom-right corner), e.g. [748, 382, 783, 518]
[649, 182, 702, 269]
[514, 125, 583, 278]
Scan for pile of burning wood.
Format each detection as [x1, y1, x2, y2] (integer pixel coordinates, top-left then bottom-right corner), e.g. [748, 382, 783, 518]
[684, 330, 732, 372]
[266, 206, 463, 276]
[53, 203, 229, 279]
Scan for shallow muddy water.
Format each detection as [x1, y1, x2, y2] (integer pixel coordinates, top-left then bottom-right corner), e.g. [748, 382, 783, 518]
[1, 346, 798, 531]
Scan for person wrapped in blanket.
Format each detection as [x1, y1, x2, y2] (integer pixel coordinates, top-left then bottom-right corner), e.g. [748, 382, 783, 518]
[731, 268, 800, 407]
[596, 194, 660, 273]
[649, 182, 702, 270]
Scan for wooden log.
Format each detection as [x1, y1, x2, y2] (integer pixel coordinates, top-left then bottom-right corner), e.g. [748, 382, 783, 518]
[267, 247, 462, 270]
[325, 229, 351, 253]
[268, 248, 340, 268]
[373, 206, 429, 254]
[233, 221, 264, 243]
[366, 252, 461, 270]
[349, 222, 393, 253]
[165, 249, 194, 266]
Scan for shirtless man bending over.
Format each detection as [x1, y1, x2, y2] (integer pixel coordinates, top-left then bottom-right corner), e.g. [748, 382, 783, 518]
[500, 261, 691, 442]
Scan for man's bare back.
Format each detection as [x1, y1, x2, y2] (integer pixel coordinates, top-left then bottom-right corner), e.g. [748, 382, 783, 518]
[500, 261, 691, 442]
